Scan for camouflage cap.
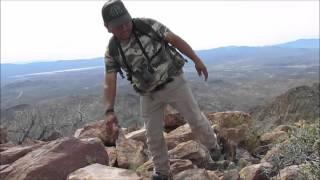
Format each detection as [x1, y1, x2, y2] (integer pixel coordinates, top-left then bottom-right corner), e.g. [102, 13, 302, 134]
[102, 0, 132, 28]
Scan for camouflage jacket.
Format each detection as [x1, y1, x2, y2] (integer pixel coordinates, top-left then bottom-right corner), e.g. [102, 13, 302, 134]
[104, 18, 186, 94]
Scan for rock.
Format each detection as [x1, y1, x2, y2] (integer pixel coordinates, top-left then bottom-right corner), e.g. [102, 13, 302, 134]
[207, 111, 252, 146]
[0, 165, 10, 171]
[136, 159, 195, 178]
[0, 142, 17, 152]
[0, 143, 45, 165]
[168, 140, 212, 168]
[75, 120, 119, 146]
[260, 131, 288, 145]
[0, 127, 8, 144]
[274, 165, 305, 180]
[116, 132, 147, 170]
[273, 125, 293, 133]
[0, 137, 108, 180]
[221, 169, 240, 180]
[173, 168, 211, 180]
[125, 128, 146, 143]
[105, 147, 117, 167]
[164, 113, 186, 132]
[239, 162, 273, 180]
[206, 170, 220, 180]
[74, 128, 83, 138]
[261, 140, 289, 163]
[206, 111, 252, 127]
[236, 148, 259, 165]
[67, 163, 141, 180]
[165, 124, 194, 150]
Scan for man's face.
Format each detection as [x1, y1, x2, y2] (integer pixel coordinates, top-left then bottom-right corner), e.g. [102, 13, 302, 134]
[107, 20, 133, 41]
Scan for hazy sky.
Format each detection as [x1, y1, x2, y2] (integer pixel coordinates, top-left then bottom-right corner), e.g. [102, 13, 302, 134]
[1, 0, 319, 64]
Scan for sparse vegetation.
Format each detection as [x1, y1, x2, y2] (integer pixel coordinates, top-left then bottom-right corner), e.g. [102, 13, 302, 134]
[270, 119, 320, 179]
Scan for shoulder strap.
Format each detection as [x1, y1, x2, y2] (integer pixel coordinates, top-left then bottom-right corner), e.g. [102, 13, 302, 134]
[132, 18, 163, 42]
[108, 36, 128, 78]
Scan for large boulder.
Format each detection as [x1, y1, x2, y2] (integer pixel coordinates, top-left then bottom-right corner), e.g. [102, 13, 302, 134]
[239, 162, 273, 180]
[207, 111, 252, 145]
[0, 143, 45, 165]
[165, 124, 194, 150]
[74, 119, 119, 146]
[0, 137, 108, 180]
[168, 140, 213, 168]
[136, 159, 195, 179]
[67, 163, 141, 180]
[116, 132, 147, 170]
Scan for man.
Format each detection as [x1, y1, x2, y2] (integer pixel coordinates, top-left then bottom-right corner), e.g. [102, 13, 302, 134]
[102, 0, 221, 179]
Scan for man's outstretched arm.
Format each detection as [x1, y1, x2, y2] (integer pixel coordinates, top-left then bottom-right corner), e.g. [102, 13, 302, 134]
[164, 32, 208, 81]
[103, 72, 118, 128]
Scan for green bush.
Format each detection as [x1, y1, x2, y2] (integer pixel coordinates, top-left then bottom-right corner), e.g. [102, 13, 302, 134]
[270, 119, 320, 179]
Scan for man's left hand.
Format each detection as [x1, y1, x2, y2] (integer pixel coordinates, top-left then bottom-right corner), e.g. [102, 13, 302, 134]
[195, 60, 208, 81]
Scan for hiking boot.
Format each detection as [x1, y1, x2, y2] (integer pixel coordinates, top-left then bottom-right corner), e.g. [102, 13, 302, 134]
[150, 172, 170, 180]
[210, 146, 222, 161]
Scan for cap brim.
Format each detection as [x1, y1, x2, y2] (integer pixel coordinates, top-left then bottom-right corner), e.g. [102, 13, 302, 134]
[107, 13, 132, 28]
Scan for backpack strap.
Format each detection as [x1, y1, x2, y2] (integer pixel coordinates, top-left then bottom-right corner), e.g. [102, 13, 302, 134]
[132, 18, 163, 42]
[108, 36, 127, 79]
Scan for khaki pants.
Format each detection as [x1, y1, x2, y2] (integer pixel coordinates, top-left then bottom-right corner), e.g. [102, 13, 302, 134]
[140, 73, 219, 176]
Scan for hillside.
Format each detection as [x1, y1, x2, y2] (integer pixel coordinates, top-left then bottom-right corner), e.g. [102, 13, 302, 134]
[252, 83, 319, 131]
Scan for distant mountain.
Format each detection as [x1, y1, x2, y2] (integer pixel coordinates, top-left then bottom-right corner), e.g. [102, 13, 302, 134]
[274, 39, 319, 49]
[1, 38, 319, 84]
[196, 38, 319, 65]
[252, 83, 320, 131]
[1, 58, 104, 85]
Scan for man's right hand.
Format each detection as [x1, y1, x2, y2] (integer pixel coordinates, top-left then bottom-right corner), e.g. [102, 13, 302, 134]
[105, 113, 119, 134]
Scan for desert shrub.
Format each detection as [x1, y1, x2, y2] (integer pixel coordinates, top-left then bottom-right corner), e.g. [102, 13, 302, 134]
[270, 119, 320, 179]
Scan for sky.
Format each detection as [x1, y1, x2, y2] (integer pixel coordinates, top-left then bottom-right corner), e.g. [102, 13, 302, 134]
[1, 0, 319, 64]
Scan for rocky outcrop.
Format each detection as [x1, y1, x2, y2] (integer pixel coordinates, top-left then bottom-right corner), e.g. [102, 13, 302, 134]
[0, 137, 108, 180]
[253, 83, 320, 131]
[67, 163, 141, 180]
[74, 119, 119, 146]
